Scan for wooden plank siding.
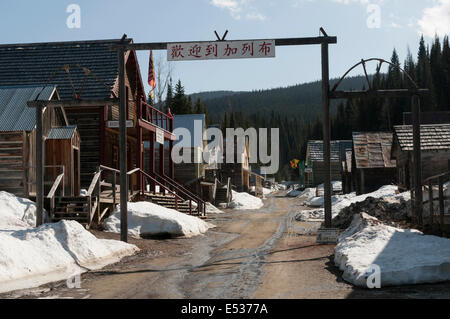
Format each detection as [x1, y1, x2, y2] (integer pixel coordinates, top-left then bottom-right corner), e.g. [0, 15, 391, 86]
[64, 107, 100, 188]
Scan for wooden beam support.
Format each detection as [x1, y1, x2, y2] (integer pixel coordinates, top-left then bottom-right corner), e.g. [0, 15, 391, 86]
[118, 46, 128, 243]
[27, 99, 118, 108]
[330, 89, 430, 99]
[138, 119, 176, 141]
[36, 104, 44, 227]
[110, 36, 337, 51]
[321, 41, 332, 229]
[412, 95, 423, 226]
[149, 132, 156, 192]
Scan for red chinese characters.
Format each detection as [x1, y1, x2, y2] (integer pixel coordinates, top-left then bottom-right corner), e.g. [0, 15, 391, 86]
[205, 44, 218, 57]
[241, 42, 254, 56]
[171, 45, 185, 59]
[223, 44, 238, 57]
[188, 44, 202, 58]
[258, 41, 273, 56]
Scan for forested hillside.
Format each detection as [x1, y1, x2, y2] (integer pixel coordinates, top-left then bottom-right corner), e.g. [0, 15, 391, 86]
[165, 35, 450, 181]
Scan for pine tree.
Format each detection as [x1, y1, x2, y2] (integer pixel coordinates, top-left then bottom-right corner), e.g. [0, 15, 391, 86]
[165, 78, 173, 113]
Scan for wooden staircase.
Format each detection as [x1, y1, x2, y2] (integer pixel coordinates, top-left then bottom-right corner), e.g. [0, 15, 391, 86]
[51, 196, 91, 226]
[144, 193, 194, 215]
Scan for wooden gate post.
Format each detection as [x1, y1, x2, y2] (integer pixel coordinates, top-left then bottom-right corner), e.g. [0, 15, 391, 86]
[36, 104, 44, 227]
[118, 45, 128, 243]
[321, 37, 332, 228]
[412, 95, 423, 226]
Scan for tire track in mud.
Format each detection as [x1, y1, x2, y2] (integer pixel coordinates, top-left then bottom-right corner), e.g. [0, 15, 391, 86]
[181, 195, 298, 299]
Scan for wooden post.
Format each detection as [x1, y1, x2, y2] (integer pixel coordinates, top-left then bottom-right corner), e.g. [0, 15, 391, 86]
[321, 40, 332, 228]
[439, 176, 445, 232]
[137, 97, 143, 193]
[429, 180, 434, 225]
[169, 117, 175, 181]
[412, 95, 423, 226]
[160, 143, 165, 195]
[149, 132, 155, 192]
[360, 170, 365, 195]
[118, 46, 128, 243]
[36, 104, 44, 227]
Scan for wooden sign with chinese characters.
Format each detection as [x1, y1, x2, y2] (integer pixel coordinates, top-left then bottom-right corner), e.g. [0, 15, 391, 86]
[167, 40, 276, 61]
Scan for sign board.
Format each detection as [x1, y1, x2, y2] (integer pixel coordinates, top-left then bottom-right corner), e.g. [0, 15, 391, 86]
[316, 228, 339, 244]
[156, 128, 164, 145]
[167, 40, 276, 61]
[305, 168, 313, 173]
[107, 120, 134, 128]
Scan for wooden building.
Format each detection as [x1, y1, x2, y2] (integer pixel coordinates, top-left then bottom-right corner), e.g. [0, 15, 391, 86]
[222, 137, 251, 192]
[0, 39, 210, 226]
[352, 132, 397, 195]
[0, 85, 80, 197]
[0, 39, 173, 189]
[305, 140, 352, 186]
[392, 124, 450, 192]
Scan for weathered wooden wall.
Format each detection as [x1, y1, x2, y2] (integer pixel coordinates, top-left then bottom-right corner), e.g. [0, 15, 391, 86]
[312, 161, 341, 186]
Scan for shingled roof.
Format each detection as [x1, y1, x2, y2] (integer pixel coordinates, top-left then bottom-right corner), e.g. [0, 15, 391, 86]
[307, 140, 352, 162]
[393, 124, 450, 151]
[0, 39, 132, 100]
[352, 132, 396, 169]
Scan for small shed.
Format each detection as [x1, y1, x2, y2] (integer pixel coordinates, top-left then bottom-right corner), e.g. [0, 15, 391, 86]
[0, 85, 80, 197]
[352, 132, 397, 195]
[46, 126, 81, 196]
[392, 124, 450, 192]
[305, 140, 352, 186]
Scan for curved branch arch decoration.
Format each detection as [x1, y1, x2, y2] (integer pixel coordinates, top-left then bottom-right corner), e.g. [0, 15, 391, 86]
[34, 64, 112, 101]
[331, 58, 419, 93]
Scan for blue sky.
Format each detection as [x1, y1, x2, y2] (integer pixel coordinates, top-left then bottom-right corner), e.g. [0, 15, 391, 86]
[0, 0, 449, 95]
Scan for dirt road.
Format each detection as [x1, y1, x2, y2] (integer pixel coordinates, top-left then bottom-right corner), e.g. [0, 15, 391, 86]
[3, 192, 450, 299]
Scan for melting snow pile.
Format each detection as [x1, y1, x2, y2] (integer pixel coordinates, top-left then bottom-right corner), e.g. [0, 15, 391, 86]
[104, 202, 215, 238]
[331, 194, 411, 229]
[297, 185, 409, 222]
[229, 191, 264, 210]
[0, 192, 138, 294]
[335, 213, 450, 287]
[0, 191, 48, 230]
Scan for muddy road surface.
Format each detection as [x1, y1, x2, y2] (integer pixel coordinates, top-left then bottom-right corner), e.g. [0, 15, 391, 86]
[3, 192, 450, 299]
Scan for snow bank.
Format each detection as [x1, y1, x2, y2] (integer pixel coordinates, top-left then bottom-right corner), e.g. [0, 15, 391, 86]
[0, 221, 138, 294]
[229, 191, 264, 210]
[104, 202, 215, 238]
[188, 201, 225, 214]
[297, 185, 409, 221]
[335, 213, 450, 288]
[0, 191, 48, 229]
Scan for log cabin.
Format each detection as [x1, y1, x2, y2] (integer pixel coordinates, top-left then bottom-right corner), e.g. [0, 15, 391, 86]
[392, 124, 450, 192]
[0, 85, 80, 197]
[305, 140, 352, 186]
[351, 132, 397, 195]
[0, 39, 166, 188]
[0, 39, 205, 225]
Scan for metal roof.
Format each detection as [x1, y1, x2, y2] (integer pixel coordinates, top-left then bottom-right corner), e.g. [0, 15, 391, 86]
[352, 132, 396, 169]
[173, 114, 206, 148]
[307, 140, 352, 162]
[0, 85, 56, 131]
[0, 39, 132, 100]
[393, 124, 450, 151]
[46, 126, 77, 140]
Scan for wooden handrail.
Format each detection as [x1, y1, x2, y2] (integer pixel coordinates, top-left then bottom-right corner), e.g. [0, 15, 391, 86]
[139, 170, 184, 202]
[47, 173, 64, 199]
[87, 170, 102, 196]
[423, 171, 450, 184]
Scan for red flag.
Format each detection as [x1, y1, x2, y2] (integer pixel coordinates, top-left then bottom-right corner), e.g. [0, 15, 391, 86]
[148, 50, 156, 90]
[167, 107, 174, 119]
